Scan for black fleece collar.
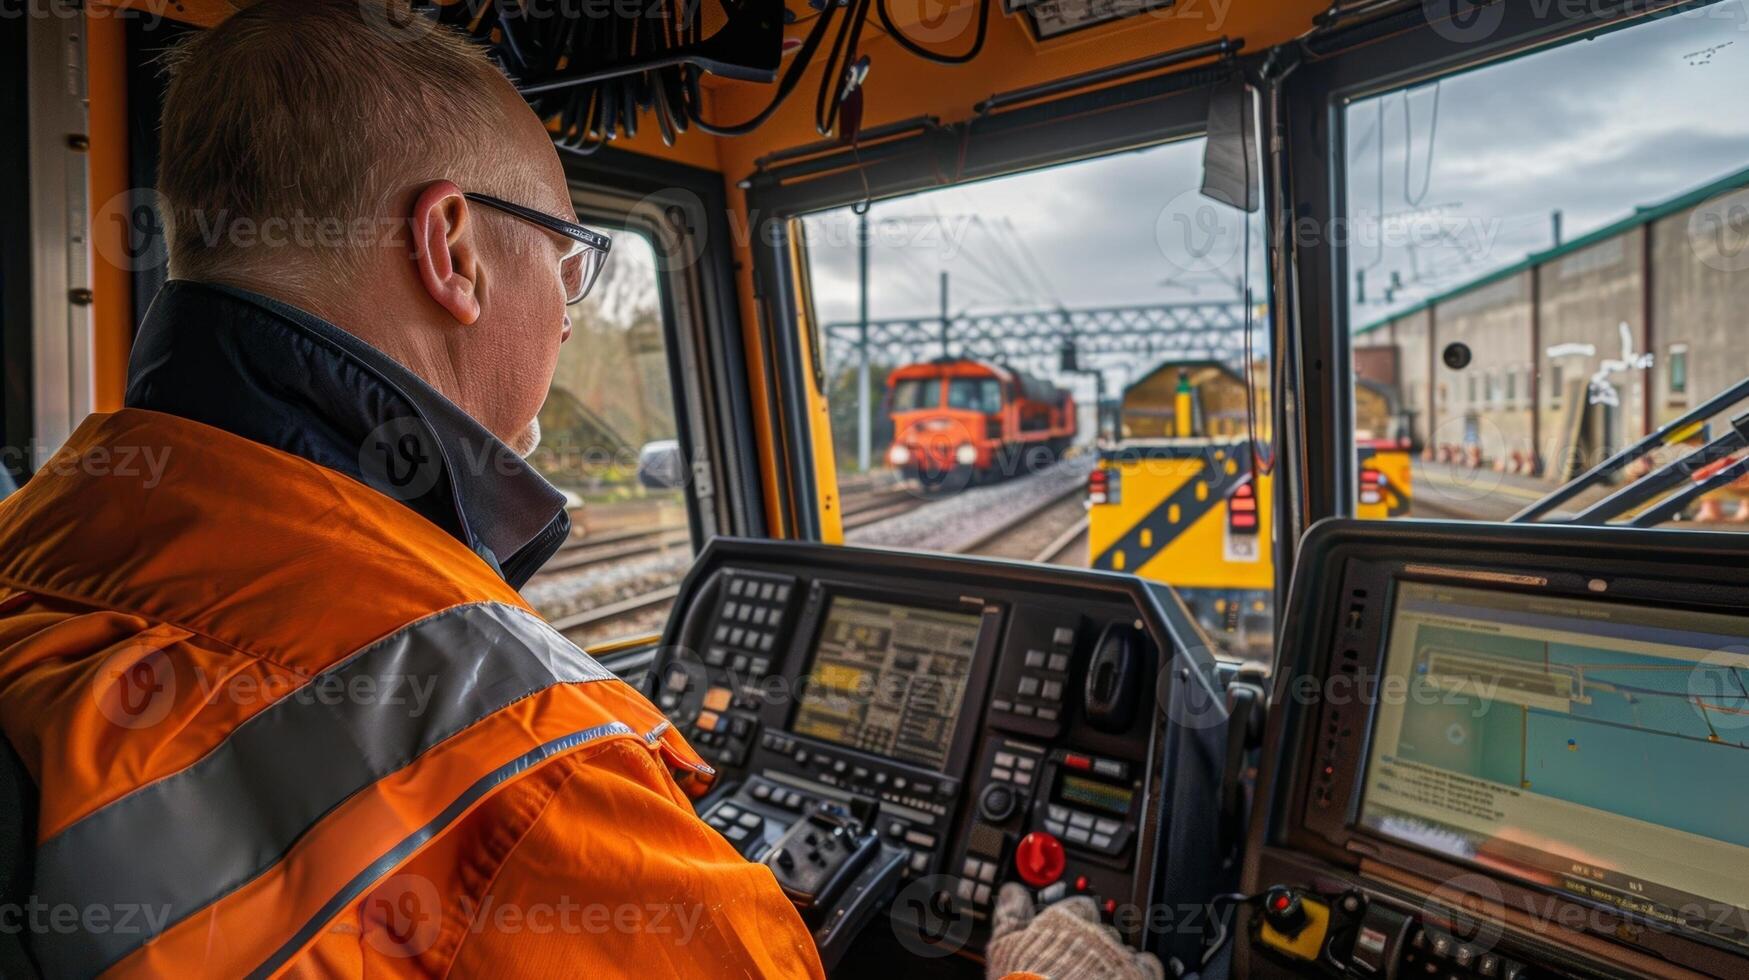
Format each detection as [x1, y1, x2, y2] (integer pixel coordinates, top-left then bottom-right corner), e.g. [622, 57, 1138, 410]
[124, 280, 569, 588]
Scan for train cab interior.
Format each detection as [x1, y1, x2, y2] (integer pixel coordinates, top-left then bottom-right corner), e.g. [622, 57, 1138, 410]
[6, 0, 1749, 977]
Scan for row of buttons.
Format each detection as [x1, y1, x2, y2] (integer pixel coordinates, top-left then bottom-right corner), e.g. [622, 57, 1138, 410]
[997, 624, 1076, 722]
[727, 577, 791, 603]
[989, 699, 1061, 722]
[991, 749, 1038, 788]
[721, 600, 780, 627]
[1063, 752, 1128, 780]
[954, 876, 995, 908]
[885, 821, 937, 851]
[693, 709, 752, 739]
[703, 646, 773, 675]
[960, 856, 1000, 885]
[1036, 875, 1095, 904]
[690, 726, 749, 767]
[712, 577, 791, 667]
[763, 733, 950, 798]
[1046, 805, 1122, 836]
[705, 802, 764, 846]
[1022, 648, 1072, 672]
[748, 780, 808, 810]
[1044, 805, 1122, 851]
[711, 625, 778, 654]
[1408, 927, 1527, 980]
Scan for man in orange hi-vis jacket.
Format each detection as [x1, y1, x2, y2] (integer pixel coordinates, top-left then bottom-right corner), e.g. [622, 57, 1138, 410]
[0, 1, 825, 975]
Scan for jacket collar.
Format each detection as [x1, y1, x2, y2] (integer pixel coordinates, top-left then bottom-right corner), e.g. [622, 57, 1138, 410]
[124, 280, 569, 588]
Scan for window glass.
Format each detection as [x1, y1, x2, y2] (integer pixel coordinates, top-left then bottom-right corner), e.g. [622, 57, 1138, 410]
[891, 377, 941, 411]
[520, 230, 692, 647]
[1344, 3, 1749, 526]
[948, 378, 1004, 413]
[801, 137, 1276, 663]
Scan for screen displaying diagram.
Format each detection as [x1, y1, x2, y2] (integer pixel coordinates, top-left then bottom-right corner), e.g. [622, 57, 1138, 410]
[1361, 580, 1749, 947]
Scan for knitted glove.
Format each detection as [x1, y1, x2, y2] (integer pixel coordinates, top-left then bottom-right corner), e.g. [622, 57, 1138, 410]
[985, 882, 1166, 980]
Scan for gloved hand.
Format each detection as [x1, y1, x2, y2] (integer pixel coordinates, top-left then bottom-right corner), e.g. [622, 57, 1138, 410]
[985, 882, 1166, 980]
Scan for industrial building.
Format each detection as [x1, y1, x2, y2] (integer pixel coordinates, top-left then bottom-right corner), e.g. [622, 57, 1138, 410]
[1353, 166, 1749, 481]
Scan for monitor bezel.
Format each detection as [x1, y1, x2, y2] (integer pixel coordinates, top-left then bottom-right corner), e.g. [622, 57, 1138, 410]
[1259, 521, 1749, 977]
[783, 579, 1002, 777]
[1353, 573, 1749, 955]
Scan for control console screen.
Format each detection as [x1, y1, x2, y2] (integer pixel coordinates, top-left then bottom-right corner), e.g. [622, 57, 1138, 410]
[1360, 580, 1749, 948]
[791, 596, 983, 770]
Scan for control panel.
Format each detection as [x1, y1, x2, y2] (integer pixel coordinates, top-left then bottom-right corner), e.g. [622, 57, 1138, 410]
[647, 538, 1231, 969]
[1243, 520, 1749, 980]
[1246, 883, 1548, 980]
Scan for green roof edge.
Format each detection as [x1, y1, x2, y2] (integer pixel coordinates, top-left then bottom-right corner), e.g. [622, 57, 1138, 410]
[1351, 164, 1749, 337]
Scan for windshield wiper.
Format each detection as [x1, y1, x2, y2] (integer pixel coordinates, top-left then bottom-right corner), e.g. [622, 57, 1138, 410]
[1511, 375, 1749, 523]
[1564, 412, 1749, 526]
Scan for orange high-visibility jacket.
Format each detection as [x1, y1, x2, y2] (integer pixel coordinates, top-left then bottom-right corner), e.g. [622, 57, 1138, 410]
[0, 282, 824, 978]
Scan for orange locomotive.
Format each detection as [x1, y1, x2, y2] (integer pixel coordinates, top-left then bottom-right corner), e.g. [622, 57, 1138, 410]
[883, 358, 1076, 486]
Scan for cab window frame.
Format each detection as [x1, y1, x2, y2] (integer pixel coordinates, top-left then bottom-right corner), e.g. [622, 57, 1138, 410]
[745, 62, 1249, 544]
[561, 147, 769, 550]
[1278, 0, 1712, 541]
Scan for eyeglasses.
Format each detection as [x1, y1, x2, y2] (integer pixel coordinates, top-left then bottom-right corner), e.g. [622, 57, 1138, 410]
[464, 192, 612, 305]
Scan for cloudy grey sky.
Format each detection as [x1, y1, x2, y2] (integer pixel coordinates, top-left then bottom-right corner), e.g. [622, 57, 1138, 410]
[1344, 0, 1749, 325]
[801, 0, 1749, 377]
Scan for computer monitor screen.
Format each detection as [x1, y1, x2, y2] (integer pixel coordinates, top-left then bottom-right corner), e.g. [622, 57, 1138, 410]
[791, 596, 983, 770]
[1360, 580, 1749, 948]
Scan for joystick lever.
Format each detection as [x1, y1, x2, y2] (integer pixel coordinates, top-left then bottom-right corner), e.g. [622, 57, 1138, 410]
[763, 796, 906, 973]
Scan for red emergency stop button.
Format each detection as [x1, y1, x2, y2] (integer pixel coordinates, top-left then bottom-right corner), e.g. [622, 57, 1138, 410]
[1014, 831, 1066, 887]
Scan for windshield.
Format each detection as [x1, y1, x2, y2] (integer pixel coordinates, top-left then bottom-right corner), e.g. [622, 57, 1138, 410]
[947, 378, 1003, 414]
[890, 378, 941, 411]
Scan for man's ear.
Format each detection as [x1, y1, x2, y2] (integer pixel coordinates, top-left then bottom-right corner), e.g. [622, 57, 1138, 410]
[410, 180, 482, 326]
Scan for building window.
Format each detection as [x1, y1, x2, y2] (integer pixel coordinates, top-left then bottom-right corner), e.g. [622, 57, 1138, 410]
[1669, 344, 1689, 398]
[1506, 370, 1517, 406]
[1550, 364, 1564, 408]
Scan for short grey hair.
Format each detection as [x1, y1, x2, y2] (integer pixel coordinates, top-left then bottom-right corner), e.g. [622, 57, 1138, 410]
[158, 0, 540, 287]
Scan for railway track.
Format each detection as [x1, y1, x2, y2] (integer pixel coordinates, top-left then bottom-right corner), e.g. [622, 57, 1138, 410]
[538, 481, 930, 646]
[552, 471, 1091, 648]
[956, 484, 1087, 558]
[532, 484, 923, 581]
[547, 584, 682, 634]
[1033, 516, 1090, 565]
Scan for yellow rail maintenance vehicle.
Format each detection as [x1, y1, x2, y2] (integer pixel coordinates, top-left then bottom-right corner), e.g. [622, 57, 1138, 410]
[1088, 363, 1412, 659]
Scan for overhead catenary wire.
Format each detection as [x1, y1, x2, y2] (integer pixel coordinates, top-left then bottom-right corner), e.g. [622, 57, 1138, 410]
[1401, 81, 1440, 208]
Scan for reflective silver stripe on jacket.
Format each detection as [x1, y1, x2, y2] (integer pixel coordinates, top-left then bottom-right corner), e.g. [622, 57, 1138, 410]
[248, 721, 636, 978]
[33, 601, 615, 978]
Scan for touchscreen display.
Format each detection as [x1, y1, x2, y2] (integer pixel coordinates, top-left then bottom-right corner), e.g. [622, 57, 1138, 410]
[1360, 580, 1749, 949]
[791, 596, 982, 770]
